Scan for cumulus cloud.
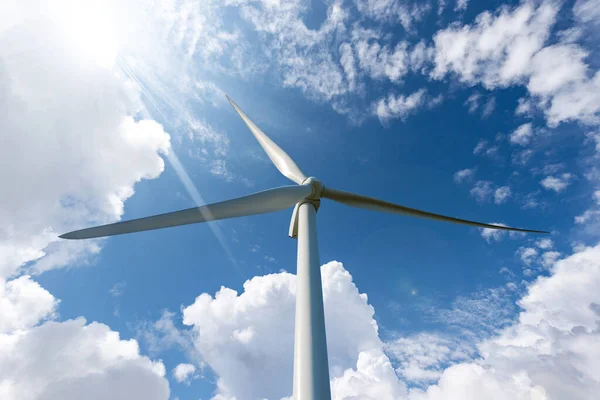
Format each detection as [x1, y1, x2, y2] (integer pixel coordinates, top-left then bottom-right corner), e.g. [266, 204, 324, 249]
[540, 173, 574, 193]
[509, 123, 534, 146]
[480, 223, 509, 242]
[0, 276, 58, 334]
[536, 238, 554, 250]
[453, 168, 476, 183]
[150, 242, 600, 400]
[515, 97, 533, 116]
[480, 223, 527, 243]
[411, 244, 600, 400]
[517, 247, 538, 266]
[470, 181, 494, 202]
[431, 2, 558, 86]
[494, 186, 511, 204]
[0, 3, 172, 399]
[0, 2, 171, 278]
[173, 363, 197, 384]
[0, 318, 169, 400]
[431, 1, 600, 127]
[540, 250, 561, 268]
[182, 261, 404, 400]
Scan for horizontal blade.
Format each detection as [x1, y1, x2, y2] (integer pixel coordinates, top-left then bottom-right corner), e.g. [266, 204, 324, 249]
[60, 185, 312, 240]
[226, 95, 308, 185]
[322, 187, 548, 234]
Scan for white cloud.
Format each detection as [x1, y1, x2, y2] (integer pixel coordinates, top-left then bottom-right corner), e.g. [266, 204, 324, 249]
[481, 97, 496, 118]
[540, 251, 561, 268]
[411, 244, 600, 400]
[509, 123, 533, 146]
[517, 247, 538, 266]
[173, 243, 600, 400]
[235, 0, 349, 105]
[480, 225, 527, 243]
[540, 173, 574, 193]
[109, 282, 126, 298]
[499, 268, 516, 280]
[354, 0, 431, 32]
[0, 4, 173, 399]
[173, 363, 196, 384]
[0, 318, 169, 400]
[0, 276, 58, 334]
[574, 0, 600, 25]
[515, 97, 533, 116]
[374, 89, 429, 122]
[465, 94, 495, 118]
[480, 223, 508, 243]
[435, 286, 518, 336]
[0, 2, 171, 278]
[470, 181, 494, 202]
[535, 163, 565, 176]
[536, 238, 554, 250]
[454, 0, 468, 12]
[182, 261, 404, 400]
[453, 168, 476, 183]
[339, 43, 358, 91]
[575, 209, 600, 224]
[431, 1, 600, 127]
[432, 2, 558, 86]
[472, 140, 498, 158]
[354, 39, 410, 83]
[494, 186, 511, 204]
[464, 93, 481, 113]
[473, 140, 487, 155]
[593, 190, 600, 205]
[512, 148, 534, 165]
[137, 310, 196, 358]
[386, 333, 473, 385]
[330, 349, 407, 400]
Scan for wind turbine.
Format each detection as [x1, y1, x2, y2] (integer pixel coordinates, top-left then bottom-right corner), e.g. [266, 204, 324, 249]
[60, 95, 548, 400]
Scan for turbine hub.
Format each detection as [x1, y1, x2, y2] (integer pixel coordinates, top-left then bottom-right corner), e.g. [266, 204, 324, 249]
[303, 177, 324, 199]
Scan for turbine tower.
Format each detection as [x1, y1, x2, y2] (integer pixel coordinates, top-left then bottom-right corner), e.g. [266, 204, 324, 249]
[61, 95, 548, 400]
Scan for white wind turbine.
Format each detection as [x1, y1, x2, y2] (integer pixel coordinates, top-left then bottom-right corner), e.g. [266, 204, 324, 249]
[61, 95, 548, 400]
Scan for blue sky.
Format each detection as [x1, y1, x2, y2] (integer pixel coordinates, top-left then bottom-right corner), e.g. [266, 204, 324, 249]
[2, 0, 600, 399]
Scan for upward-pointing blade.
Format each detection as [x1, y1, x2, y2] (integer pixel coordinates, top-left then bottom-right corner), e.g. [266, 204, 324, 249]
[226, 95, 308, 185]
[60, 185, 313, 240]
[322, 187, 549, 234]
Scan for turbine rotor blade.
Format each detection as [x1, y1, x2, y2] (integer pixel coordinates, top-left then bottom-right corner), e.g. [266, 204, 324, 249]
[60, 185, 313, 240]
[322, 187, 548, 234]
[226, 95, 308, 185]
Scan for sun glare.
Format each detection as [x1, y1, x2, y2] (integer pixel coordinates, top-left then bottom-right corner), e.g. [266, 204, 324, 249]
[53, 0, 118, 68]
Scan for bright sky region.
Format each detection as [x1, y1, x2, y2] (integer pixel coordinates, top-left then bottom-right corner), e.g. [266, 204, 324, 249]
[1, 0, 600, 399]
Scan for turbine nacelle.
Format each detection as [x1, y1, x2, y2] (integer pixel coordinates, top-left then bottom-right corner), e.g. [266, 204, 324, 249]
[289, 177, 324, 239]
